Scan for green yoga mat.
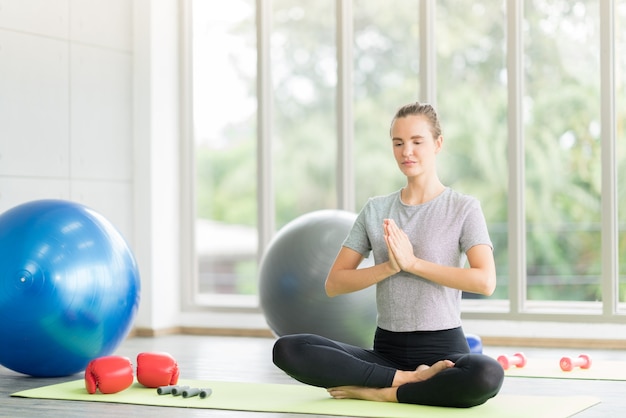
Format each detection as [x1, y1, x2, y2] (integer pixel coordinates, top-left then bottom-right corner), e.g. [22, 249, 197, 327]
[494, 357, 626, 381]
[12, 379, 599, 418]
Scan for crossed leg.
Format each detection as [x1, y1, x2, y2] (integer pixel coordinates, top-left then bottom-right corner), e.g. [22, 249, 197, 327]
[327, 360, 455, 402]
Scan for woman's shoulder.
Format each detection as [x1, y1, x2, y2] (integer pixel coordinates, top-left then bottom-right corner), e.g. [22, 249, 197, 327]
[355, 190, 401, 217]
[445, 187, 477, 201]
[365, 190, 401, 206]
[441, 188, 482, 212]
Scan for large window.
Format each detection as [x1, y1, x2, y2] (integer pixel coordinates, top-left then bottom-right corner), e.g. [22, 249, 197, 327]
[271, 0, 338, 227]
[191, 0, 258, 303]
[436, 0, 508, 300]
[186, 0, 625, 322]
[524, 0, 602, 303]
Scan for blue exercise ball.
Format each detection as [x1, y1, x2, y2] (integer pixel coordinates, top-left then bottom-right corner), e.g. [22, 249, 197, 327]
[259, 210, 376, 348]
[0, 200, 140, 377]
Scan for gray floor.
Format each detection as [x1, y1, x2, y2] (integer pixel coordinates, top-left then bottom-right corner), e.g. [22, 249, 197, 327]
[1, 334, 625, 417]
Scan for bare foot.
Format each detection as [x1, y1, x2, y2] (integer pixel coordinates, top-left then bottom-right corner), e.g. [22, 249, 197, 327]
[392, 359, 455, 386]
[327, 386, 398, 402]
[326, 360, 455, 403]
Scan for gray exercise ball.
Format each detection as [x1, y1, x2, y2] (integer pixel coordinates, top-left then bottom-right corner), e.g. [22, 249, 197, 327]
[259, 209, 376, 348]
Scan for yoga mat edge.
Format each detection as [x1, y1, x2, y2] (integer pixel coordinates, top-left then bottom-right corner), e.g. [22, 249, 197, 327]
[12, 379, 600, 418]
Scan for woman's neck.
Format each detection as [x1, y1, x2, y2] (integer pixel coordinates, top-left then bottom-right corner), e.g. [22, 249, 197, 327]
[400, 179, 446, 205]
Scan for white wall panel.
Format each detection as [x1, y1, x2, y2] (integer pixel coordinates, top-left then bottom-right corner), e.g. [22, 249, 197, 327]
[0, 30, 69, 177]
[70, 44, 132, 181]
[0, 0, 69, 39]
[71, 180, 133, 245]
[0, 0, 182, 334]
[132, 0, 181, 331]
[70, 0, 131, 51]
[0, 177, 70, 213]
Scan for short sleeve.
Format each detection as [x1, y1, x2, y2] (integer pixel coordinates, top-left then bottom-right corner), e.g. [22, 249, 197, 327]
[459, 199, 493, 254]
[342, 200, 373, 258]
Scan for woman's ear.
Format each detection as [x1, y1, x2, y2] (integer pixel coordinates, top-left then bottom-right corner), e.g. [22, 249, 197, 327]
[435, 135, 444, 154]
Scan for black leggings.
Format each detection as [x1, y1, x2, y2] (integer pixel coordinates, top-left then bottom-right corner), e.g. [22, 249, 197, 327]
[272, 327, 504, 408]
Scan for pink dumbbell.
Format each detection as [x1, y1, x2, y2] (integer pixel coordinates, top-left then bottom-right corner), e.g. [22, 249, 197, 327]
[497, 352, 527, 370]
[559, 354, 592, 372]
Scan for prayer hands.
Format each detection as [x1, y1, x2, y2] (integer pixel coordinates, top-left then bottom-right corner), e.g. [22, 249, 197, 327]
[384, 219, 416, 273]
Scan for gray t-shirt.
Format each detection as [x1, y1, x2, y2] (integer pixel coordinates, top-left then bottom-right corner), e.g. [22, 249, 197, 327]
[342, 187, 492, 332]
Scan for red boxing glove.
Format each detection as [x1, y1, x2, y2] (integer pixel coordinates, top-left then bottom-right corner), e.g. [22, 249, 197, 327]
[84, 356, 134, 394]
[136, 352, 180, 388]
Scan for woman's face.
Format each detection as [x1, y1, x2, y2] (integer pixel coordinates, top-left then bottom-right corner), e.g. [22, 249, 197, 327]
[390, 115, 443, 179]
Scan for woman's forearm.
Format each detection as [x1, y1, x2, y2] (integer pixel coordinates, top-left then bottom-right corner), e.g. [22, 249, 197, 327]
[325, 260, 397, 297]
[405, 258, 496, 296]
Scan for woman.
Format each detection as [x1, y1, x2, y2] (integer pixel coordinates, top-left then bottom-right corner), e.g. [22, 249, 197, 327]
[272, 102, 504, 408]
